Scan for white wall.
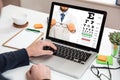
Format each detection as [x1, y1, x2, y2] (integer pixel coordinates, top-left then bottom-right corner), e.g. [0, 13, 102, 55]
[21, 0, 120, 29]
[85, 0, 116, 5]
[2, 0, 20, 6]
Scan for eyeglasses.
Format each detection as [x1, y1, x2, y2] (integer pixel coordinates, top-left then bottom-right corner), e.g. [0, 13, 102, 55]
[90, 62, 112, 80]
[55, 22, 67, 28]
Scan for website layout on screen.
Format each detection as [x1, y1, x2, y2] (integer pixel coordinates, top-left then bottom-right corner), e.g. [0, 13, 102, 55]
[49, 5, 104, 49]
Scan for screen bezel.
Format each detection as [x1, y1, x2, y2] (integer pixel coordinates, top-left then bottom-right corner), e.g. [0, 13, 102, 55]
[46, 2, 107, 53]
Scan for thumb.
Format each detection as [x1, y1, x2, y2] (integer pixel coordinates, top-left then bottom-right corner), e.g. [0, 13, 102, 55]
[41, 50, 53, 55]
[26, 70, 32, 80]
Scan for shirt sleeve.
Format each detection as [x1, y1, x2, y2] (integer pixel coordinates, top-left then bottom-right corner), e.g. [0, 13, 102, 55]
[0, 48, 29, 73]
[0, 73, 9, 80]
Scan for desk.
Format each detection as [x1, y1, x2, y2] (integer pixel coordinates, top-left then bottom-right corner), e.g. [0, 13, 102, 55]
[0, 5, 120, 80]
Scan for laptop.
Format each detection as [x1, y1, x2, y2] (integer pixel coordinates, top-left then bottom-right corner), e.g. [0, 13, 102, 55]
[30, 2, 107, 79]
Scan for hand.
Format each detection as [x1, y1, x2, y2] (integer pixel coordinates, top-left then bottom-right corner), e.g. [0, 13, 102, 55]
[67, 23, 76, 33]
[50, 19, 56, 28]
[26, 40, 57, 57]
[26, 64, 51, 80]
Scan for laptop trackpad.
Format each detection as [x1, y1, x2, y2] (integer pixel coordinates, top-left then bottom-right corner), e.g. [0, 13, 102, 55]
[30, 55, 66, 68]
[30, 55, 86, 78]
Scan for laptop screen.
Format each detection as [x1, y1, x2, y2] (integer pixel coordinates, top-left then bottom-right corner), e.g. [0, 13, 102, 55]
[46, 2, 107, 52]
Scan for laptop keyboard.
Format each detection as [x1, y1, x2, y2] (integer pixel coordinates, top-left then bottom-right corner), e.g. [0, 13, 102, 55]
[53, 43, 92, 64]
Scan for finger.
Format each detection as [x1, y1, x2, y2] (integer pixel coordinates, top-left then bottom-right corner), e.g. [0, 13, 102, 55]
[38, 64, 50, 73]
[38, 63, 45, 67]
[45, 66, 51, 74]
[30, 65, 40, 76]
[41, 50, 53, 55]
[37, 64, 51, 79]
[26, 71, 30, 77]
[26, 70, 31, 80]
[43, 41, 57, 50]
[30, 65, 39, 74]
[31, 64, 38, 71]
[38, 64, 49, 70]
[43, 66, 51, 79]
[38, 64, 51, 74]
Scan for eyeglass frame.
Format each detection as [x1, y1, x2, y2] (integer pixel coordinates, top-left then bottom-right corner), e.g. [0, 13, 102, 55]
[90, 62, 112, 80]
[55, 22, 68, 28]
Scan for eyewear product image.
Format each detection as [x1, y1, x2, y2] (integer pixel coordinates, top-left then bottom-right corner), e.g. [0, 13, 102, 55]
[90, 62, 111, 80]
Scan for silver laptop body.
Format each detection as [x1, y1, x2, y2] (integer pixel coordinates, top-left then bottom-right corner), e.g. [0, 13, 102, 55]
[30, 2, 107, 79]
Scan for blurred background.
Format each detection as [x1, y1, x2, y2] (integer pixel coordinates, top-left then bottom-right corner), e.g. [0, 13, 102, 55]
[2, 0, 120, 30]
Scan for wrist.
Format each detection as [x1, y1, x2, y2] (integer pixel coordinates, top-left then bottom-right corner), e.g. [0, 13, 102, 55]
[26, 47, 32, 57]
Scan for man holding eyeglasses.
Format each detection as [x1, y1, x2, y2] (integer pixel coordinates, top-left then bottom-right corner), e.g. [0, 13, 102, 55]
[50, 6, 77, 41]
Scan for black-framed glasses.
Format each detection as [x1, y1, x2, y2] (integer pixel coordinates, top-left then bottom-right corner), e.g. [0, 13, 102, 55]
[55, 22, 67, 28]
[90, 62, 112, 80]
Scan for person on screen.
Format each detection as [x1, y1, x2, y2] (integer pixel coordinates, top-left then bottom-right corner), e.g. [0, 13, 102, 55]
[49, 6, 76, 41]
[0, 0, 56, 80]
